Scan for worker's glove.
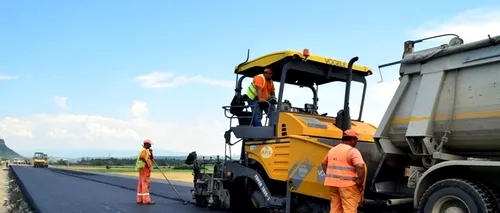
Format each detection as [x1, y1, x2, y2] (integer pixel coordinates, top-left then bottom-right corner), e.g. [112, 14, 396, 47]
[268, 98, 277, 105]
[149, 149, 154, 160]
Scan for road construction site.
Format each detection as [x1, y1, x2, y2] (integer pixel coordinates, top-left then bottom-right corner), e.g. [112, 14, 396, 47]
[6, 165, 225, 213]
[4, 165, 403, 213]
[3, 34, 500, 213]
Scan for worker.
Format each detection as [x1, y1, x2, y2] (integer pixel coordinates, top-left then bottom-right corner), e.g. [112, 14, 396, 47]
[135, 139, 155, 205]
[246, 67, 277, 126]
[322, 129, 366, 213]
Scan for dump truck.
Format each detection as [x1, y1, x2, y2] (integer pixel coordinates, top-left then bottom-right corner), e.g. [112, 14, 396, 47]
[185, 49, 381, 213]
[33, 152, 48, 168]
[370, 34, 500, 213]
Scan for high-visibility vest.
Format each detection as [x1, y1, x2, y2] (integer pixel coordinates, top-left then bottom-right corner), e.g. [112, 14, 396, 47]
[135, 148, 150, 171]
[324, 143, 358, 187]
[246, 74, 266, 101]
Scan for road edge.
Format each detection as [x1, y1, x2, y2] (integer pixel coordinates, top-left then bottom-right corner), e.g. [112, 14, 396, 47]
[9, 166, 39, 213]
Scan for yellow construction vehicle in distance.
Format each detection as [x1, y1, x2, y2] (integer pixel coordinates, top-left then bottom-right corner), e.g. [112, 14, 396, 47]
[33, 152, 48, 168]
[43, 154, 49, 167]
[186, 49, 380, 213]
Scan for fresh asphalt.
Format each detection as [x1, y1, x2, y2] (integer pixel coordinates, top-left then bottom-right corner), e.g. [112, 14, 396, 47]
[11, 166, 399, 213]
[10, 166, 225, 213]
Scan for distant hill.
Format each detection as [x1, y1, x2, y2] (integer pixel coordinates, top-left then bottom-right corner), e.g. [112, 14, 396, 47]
[0, 139, 26, 160]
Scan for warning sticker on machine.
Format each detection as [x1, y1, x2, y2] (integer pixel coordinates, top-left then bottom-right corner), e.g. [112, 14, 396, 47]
[260, 145, 273, 159]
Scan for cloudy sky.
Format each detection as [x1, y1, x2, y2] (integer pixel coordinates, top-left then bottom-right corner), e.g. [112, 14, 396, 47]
[1, 1, 499, 158]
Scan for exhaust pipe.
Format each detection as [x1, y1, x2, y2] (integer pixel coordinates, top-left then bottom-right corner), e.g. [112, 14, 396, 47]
[361, 198, 413, 211]
[386, 198, 413, 206]
[341, 56, 359, 131]
[361, 199, 389, 209]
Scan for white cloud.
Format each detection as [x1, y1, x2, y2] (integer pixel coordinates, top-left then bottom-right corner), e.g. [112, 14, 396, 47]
[0, 117, 34, 138]
[411, 7, 500, 45]
[54, 96, 68, 109]
[129, 100, 149, 118]
[0, 75, 18, 80]
[0, 101, 230, 156]
[136, 71, 233, 88]
[370, 80, 399, 106]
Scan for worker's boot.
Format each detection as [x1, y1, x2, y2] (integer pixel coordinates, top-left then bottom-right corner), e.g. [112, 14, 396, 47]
[146, 201, 156, 205]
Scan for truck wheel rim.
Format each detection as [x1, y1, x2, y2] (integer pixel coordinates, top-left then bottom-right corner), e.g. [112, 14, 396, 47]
[432, 195, 470, 213]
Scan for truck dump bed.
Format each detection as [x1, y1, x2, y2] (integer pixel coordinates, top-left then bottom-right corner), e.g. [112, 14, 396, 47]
[375, 35, 500, 157]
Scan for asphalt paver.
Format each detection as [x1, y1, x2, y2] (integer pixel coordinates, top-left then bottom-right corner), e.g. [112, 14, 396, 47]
[11, 166, 224, 213]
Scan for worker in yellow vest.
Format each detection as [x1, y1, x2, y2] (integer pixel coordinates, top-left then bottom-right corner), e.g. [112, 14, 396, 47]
[246, 67, 276, 126]
[135, 139, 155, 205]
[322, 129, 366, 213]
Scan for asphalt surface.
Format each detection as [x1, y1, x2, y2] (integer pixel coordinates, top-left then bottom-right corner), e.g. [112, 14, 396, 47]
[11, 166, 225, 213]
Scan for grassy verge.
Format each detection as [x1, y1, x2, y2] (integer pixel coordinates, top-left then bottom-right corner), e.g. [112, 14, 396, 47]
[54, 165, 214, 183]
[62, 165, 213, 173]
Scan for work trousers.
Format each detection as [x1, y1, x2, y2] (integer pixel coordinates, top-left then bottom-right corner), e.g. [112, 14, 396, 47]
[329, 185, 361, 213]
[248, 99, 276, 126]
[136, 167, 152, 204]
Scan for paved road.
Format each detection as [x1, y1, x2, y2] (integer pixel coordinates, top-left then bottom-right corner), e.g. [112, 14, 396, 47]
[11, 166, 224, 213]
[49, 167, 194, 203]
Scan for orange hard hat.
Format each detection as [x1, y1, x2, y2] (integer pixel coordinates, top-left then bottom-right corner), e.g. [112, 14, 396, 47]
[143, 139, 152, 144]
[264, 67, 272, 73]
[343, 129, 358, 138]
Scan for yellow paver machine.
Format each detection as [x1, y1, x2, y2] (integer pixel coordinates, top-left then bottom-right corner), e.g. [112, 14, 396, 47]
[185, 49, 381, 213]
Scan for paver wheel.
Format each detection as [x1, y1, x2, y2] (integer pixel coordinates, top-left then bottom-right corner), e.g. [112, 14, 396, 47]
[418, 178, 498, 213]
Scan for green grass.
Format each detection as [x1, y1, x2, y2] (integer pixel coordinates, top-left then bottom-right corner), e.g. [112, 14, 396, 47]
[72, 165, 214, 173]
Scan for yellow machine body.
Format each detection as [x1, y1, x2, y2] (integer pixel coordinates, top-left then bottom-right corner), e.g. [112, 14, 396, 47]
[245, 112, 377, 200]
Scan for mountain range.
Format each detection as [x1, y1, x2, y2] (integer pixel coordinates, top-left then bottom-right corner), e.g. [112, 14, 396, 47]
[0, 139, 26, 160]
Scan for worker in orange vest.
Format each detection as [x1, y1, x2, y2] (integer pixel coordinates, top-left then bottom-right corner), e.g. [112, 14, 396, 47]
[322, 129, 366, 213]
[135, 139, 155, 205]
[246, 67, 276, 126]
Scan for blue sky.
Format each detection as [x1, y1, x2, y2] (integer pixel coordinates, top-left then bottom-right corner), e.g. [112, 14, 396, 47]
[1, 1, 499, 158]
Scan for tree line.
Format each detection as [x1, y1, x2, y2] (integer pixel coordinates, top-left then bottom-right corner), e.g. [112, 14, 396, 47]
[52, 157, 220, 170]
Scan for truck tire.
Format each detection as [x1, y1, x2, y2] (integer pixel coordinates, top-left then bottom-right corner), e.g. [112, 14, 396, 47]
[418, 178, 498, 213]
[485, 188, 500, 212]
